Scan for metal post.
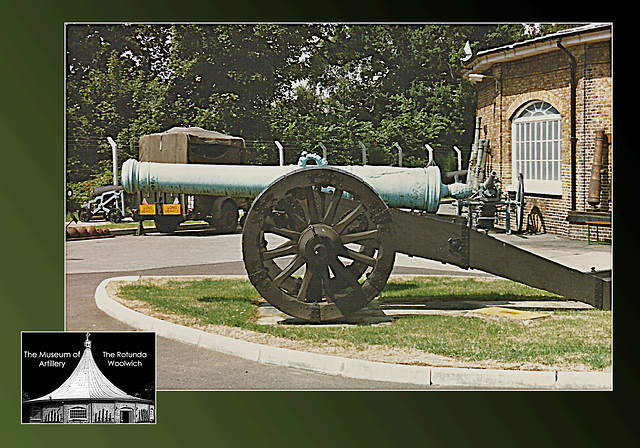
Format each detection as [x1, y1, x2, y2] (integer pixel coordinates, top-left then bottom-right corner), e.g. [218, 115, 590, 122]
[274, 141, 284, 166]
[588, 129, 607, 207]
[107, 137, 117, 186]
[358, 141, 367, 165]
[318, 142, 327, 162]
[476, 139, 488, 185]
[453, 146, 462, 171]
[424, 144, 434, 166]
[467, 116, 482, 187]
[394, 142, 403, 167]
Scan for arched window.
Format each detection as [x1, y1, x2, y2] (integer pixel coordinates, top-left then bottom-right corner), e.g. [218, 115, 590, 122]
[512, 101, 562, 195]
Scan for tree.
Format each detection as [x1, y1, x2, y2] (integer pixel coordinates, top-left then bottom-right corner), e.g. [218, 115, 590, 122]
[166, 24, 313, 139]
[66, 23, 529, 185]
[269, 24, 527, 168]
[66, 24, 172, 182]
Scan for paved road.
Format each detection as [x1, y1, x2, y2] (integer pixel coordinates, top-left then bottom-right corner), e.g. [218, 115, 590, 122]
[65, 224, 611, 390]
[65, 225, 499, 276]
[66, 228, 457, 390]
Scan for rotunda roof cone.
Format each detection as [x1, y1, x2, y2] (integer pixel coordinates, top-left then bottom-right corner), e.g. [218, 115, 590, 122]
[27, 333, 139, 403]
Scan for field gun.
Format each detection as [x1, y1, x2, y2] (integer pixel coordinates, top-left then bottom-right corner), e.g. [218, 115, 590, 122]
[122, 156, 611, 322]
[453, 117, 526, 234]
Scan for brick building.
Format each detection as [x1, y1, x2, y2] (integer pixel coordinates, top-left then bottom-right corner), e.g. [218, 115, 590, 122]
[462, 24, 612, 241]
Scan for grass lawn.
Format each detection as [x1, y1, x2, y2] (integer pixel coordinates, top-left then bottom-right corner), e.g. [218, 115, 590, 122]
[115, 276, 612, 371]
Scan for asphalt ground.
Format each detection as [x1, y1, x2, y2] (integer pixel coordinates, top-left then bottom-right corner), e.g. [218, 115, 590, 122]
[66, 217, 612, 274]
[66, 216, 612, 389]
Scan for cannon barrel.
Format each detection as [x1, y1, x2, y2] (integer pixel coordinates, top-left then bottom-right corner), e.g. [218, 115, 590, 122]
[122, 158, 472, 213]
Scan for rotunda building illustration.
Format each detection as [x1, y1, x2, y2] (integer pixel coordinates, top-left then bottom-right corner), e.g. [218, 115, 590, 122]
[23, 333, 155, 424]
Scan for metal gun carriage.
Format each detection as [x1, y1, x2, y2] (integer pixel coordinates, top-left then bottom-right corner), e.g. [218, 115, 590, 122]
[122, 155, 611, 322]
[78, 185, 128, 223]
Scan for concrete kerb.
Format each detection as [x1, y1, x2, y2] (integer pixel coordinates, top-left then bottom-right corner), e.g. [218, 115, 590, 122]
[95, 276, 612, 390]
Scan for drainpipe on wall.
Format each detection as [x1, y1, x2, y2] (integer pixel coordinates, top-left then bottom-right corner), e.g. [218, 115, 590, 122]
[556, 39, 577, 211]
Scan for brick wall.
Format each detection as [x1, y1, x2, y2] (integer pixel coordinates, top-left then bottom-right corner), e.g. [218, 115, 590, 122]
[474, 39, 611, 241]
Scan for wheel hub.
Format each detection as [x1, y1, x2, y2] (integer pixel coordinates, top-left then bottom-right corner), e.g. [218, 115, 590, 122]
[298, 224, 342, 266]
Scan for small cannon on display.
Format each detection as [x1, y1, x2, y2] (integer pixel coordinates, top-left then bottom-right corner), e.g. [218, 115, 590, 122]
[78, 185, 128, 223]
[122, 153, 610, 322]
[453, 117, 526, 234]
[454, 169, 526, 234]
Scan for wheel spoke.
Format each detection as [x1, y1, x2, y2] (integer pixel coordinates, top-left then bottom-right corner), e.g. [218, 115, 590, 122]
[319, 266, 335, 302]
[303, 186, 321, 224]
[329, 258, 364, 296]
[322, 188, 343, 225]
[272, 255, 305, 288]
[279, 200, 307, 231]
[342, 248, 378, 267]
[296, 269, 314, 301]
[262, 241, 298, 261]
[340, 229, 379, 244]
[264, 224, 300, 242]
[333, 202, 365, 234]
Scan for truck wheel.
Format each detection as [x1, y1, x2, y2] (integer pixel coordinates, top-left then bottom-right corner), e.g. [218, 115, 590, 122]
[217, 200, 239, 233]
[154, 216, 181, 233]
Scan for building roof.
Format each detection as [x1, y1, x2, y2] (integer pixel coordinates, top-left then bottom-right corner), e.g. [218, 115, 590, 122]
[26, 333, 144, 404]
[462, 23, 612, 77]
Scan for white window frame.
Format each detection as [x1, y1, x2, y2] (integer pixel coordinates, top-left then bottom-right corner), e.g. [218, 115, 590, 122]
[69, 406, 87, 420]
[511, 102, 562, 195]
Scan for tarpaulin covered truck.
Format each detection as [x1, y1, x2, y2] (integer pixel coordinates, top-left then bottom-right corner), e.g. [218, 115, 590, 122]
[132, 127, 250, 233]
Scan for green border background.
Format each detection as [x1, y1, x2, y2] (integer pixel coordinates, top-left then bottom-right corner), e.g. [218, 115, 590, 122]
[3, 1, 633, 446]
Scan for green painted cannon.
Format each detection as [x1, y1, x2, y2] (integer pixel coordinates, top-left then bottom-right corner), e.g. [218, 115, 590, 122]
[122, 157, 611, 322]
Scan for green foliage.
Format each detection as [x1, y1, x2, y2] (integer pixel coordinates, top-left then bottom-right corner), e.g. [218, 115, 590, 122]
[66, 24, 529, 184]
[67, 169, 115, 206]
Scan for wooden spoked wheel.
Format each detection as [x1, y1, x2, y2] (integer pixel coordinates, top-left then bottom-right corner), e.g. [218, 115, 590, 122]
[242, 167, 396, 322]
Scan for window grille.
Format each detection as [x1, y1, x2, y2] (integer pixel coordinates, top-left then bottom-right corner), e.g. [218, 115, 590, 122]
[69, 407, 87, 420]
[512, 101, 562, 195]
